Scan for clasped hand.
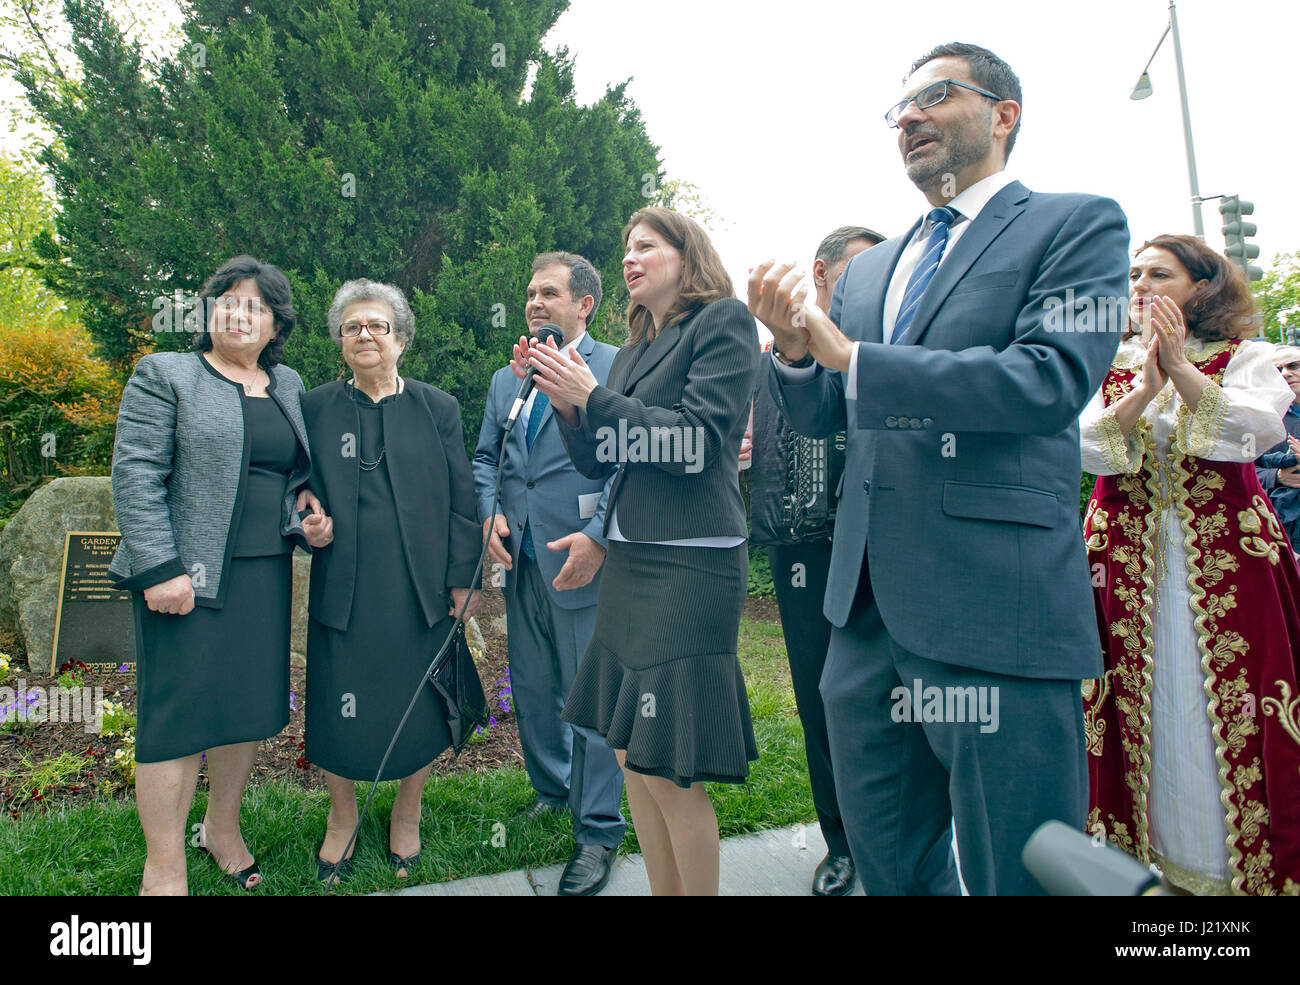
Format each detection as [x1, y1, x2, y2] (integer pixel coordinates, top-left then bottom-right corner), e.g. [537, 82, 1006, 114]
[747, 261, 854, 374]
[296, 489, 334, 548]
[510, 336, 598, 427]
[1136, 295, 1192, 392]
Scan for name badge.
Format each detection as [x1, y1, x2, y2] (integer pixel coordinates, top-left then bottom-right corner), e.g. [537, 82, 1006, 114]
[578, 493, 601, 519]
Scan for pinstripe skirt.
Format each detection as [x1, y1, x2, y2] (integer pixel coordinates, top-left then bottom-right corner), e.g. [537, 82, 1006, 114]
[562, 540, 758, 788]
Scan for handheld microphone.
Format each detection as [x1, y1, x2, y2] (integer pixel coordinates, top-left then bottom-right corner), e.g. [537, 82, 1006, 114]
[503, 323, 564, 433]
[1022, 820, 1169, 896]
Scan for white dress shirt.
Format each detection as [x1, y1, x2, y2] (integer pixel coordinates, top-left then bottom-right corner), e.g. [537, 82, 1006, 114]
[774, 171, 1018, 402]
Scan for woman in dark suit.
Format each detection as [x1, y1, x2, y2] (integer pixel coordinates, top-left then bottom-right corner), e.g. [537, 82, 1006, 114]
[297, 280, 482, 883]
[109, 256, 312, 894]
[518, 207, 760, 895]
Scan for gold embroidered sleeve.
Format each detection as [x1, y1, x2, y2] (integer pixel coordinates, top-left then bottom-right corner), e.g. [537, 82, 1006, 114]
[1096, 408, 1144, 474]
[1174, 380, 1228, 459]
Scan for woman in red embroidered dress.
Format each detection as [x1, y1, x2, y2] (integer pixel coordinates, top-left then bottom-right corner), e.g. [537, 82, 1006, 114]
[1080, 235, 1300, 895]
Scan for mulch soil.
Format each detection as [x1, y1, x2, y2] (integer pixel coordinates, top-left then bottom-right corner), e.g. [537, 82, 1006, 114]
[1, 588, 781, 820]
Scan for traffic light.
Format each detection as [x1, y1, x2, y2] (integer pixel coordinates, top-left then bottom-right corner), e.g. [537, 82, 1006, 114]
[1220, 195, 1262, 281]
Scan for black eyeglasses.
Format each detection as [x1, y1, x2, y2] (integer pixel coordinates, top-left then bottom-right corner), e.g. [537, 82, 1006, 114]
[885, 79, 1005, 128]
[341, 320, 392, 337]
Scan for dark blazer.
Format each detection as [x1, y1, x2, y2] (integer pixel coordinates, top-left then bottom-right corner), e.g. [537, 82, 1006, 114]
[109, 352, 312, 605]
[557, 297, 760, 540]
[472, 331, 618, 611]
[1256, 402, 1300, 541]
[301, 379, 481, 633]
[772, 180, 1129, 680]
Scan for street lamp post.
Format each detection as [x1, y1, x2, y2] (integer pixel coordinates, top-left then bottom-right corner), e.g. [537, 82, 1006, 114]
[1131, 0, 1204, 238]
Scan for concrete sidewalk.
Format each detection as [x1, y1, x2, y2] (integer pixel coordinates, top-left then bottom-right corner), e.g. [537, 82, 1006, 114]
[378, 822, 864, 896]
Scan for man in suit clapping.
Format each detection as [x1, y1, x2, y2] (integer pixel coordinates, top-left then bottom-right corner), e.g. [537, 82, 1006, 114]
[749, 42, 1129, 895]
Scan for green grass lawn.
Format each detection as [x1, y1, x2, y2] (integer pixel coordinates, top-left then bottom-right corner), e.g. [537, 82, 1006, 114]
[0, 614, 814, 895]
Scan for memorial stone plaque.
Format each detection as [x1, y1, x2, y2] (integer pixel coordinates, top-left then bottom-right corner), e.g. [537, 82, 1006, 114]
[50, 532, 135, 673]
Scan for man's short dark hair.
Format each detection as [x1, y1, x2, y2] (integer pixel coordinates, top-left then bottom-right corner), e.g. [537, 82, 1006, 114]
[532, 251, 602, 327]
[191, 255, 295, 367]
[909, 42, 1022, 160]
[816, 225, 886, 266]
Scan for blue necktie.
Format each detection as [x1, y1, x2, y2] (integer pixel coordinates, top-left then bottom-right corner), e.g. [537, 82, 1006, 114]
[521, 392, 549, 559]
[891, 207, 956, 344]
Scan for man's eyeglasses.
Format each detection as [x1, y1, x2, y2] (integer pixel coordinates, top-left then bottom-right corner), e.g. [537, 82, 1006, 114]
[341, 320, 392, 337]
[885, 79, 1005, 129]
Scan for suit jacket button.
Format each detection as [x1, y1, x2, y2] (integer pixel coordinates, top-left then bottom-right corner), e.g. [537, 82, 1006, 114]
[898, 417, 910, 429]
[910, 418, 922, 429]
[922, 418, 933, 429]
[862, 480, 871, 494]
[886, 416, 898, 428]
[526, 480, 535, 489]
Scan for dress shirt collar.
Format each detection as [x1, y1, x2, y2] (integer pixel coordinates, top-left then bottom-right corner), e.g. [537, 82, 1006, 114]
[923, 170, 1017, 231]
[559, 330, 585, 353]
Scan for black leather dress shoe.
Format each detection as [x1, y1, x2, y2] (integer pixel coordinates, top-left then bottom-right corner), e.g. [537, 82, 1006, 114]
[812, 853, 856, 896]
[557, 844, 616, 896]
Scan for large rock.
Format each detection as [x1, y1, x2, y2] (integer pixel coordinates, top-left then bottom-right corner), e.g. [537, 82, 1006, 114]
[0, 488, 472, 672]
[0, 477, 117, 669]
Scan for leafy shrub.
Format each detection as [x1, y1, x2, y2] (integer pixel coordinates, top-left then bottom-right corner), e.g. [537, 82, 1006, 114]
[0, 320, 120, 518]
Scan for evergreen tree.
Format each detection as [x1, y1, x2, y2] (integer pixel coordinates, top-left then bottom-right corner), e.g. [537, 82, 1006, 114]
[16, 0, 662, 433]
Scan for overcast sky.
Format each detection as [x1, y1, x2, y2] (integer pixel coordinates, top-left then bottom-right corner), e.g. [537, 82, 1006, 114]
[3, 0, 1293, 295]
[545, 0, 1297, 291]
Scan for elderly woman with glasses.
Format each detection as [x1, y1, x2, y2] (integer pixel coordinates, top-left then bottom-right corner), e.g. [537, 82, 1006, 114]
[297, 279, 482, 882]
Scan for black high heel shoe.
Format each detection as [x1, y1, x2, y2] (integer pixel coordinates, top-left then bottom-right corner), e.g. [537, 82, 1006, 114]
[316, 830, 355, 885]
[197, 819, 261, 891]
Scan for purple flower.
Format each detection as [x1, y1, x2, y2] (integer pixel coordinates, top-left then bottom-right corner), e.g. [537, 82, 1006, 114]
[289, 691, 299, 712]
[118, 664, 129, 673]
[488, 715, 497, 728]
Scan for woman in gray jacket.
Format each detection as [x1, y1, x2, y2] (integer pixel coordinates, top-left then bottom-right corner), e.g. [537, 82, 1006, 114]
[109, 255, 314, 894]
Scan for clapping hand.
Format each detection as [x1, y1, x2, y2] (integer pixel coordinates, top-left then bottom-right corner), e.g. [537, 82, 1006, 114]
[1137, 332, 1168, 399]
[748, 261, 854, 373]
[748, 261, 811, 360]
[515, 336, 597, 426]
[1148, 296, 1189, 374]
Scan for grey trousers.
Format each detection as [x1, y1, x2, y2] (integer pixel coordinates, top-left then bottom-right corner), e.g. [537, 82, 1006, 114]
[506, 552, 625, 848]
[820, 577, 1088, 896]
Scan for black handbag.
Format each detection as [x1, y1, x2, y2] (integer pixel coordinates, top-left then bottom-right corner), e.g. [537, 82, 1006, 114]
[427, 621, 489, 754]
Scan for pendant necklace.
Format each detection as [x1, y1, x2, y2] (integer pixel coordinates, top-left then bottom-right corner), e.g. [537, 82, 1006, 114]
[348, 376, 402, 471]
[213, 353, 260, 394]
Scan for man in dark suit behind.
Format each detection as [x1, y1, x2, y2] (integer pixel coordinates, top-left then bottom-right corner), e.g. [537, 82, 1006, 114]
[749, 42, 1129, 895]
